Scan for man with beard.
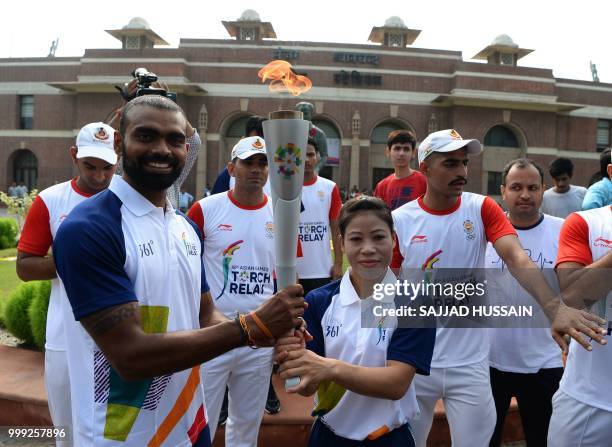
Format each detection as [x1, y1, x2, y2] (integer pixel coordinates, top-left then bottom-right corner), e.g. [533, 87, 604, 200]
[53, 96, 306, 447]
[485, 159, 564, 447]
[391, 129, 606, 447]
[17, 122, 118, 445]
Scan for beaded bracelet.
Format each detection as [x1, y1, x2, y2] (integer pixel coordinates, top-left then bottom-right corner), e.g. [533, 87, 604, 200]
[238, 313, 258, 348]
[234, 316, 248, 345]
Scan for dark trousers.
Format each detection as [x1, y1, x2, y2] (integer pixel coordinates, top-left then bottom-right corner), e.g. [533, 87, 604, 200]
[308, 419, 415, 447]
[300, 277, 332, 297]
[489, 366, 563, 447]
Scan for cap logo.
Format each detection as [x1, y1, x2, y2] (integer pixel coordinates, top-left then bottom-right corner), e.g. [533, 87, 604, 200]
[449, 129, 462, 140]
[94, 127, 109, 141]
[252, 138, 264, 150]
[422, 144, 434, 159]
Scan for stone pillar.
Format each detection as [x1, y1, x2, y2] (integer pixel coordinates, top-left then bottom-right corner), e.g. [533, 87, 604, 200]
[349, 110, 361, 190]
[195, 104, 208, 199]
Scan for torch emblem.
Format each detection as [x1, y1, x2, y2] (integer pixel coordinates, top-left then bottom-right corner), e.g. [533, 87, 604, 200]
[274, 143, 302, 179]
[215, 240, 244, 300]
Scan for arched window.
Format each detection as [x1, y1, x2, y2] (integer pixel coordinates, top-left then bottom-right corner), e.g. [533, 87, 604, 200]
[222, 115, 253, 165]
[13, 149, 38, 191]
[226, 116, 251, 138]
[312, 118, 341, 166]
[484, 125, 519, 147]
[371, 121, 403, 145]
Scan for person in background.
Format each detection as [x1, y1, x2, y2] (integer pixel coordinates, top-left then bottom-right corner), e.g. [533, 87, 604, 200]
[297, 138, 343, 296]
[188, 136, 277, 444]
[541, 157, 586, 218]
[8, 182, 18, 197]
[179, 188, 194, 213]
[374, 130, 426, 210]
[17, 122, 119, 446]
[486, 158, 564, 447]
[582, 148, 612, 210]
[212, 116, 267, 195]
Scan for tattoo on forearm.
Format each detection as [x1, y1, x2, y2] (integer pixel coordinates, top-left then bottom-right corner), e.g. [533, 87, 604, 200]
[88, 304, 138, 336]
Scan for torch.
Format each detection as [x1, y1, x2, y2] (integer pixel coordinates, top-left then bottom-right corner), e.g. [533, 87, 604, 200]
[258, 60, 312, 389]
[263, 111, 309, 389]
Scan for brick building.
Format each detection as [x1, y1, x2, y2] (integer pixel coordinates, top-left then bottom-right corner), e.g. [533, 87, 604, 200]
[2, 11, 611, 200]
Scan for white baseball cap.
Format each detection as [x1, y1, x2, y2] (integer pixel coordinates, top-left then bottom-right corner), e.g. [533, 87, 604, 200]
[231, 136, 267, 160]
[418, 129, 482, 164]
[75, 122, 117, 165]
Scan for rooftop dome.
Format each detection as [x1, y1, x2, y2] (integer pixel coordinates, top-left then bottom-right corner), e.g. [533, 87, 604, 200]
[124, 17, 151, 30]
[238, 9, 261, 22]
[384, 16, 407, 28]
[492, 34, 518, 48]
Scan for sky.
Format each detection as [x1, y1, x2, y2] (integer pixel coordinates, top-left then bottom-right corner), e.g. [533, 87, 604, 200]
[3, 0, 611, 83]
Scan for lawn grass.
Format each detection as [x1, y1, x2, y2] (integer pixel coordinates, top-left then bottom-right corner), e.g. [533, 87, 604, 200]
[0, 247, 17, 258]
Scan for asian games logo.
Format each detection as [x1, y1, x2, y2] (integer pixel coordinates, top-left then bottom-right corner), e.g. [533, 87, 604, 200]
[274, 143, 302, 180]
[463, 219, 475, 240]
[216, 240, 243, 300]
[265, 221, 274, 239]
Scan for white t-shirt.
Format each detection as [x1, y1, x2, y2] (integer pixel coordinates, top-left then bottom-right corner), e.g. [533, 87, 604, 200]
[541, 185, 587, 219]
[188, 190, 275, 317]
[486, 214, 564, 373]
[392, 193, 517, 368]
[54, 177, 209, 446]
[303, 268, 436, 440]
[557, 206, 612, 411]
[296, 176, 342, 279]
[18, 179, 93, 351]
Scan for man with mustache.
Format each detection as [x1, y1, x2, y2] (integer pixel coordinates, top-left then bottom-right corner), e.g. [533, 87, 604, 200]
[485, 159, 564, 447]
[188, 136, 277, 446]
[53, 96, 305, 447]
[391, 129, 606, 447]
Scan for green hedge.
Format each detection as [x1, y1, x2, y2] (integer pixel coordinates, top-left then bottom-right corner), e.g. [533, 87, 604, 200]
[29, 281, 51, 350]
[0, 218, 18, 250]
[4, 283, 37, 344]
[3, 280, 51, 349]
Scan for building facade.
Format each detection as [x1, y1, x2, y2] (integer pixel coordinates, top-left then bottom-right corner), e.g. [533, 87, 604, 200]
[2, 12, 611, 200]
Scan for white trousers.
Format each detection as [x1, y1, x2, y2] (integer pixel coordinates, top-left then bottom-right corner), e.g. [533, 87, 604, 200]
[410, 359, 495, 447]
[44, 349, 72, 447]
[202, 346, 273, 447]
[548, 390, 612, 447]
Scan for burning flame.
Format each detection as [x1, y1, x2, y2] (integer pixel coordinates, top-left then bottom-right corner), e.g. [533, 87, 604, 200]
[258, 60, 312, 97]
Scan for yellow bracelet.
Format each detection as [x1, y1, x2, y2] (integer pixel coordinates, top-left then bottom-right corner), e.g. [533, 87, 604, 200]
[249, 311, 274, 339]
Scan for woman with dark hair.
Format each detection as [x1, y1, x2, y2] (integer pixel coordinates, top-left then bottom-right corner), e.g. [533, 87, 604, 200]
[276, 196, 436, 446]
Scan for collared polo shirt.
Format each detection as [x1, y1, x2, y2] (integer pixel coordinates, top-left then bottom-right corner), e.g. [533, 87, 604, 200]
[54, 176, 210, 447]
[304, 268, 435, 441]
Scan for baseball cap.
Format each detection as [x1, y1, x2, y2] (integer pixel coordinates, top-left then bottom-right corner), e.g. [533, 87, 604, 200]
[231, 136, 267, 160]
[418, 129, 482, 164]
[75, 122, 117, 165]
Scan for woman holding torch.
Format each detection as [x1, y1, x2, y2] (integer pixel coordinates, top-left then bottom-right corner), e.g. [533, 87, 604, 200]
[276, 197, 436, 446]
